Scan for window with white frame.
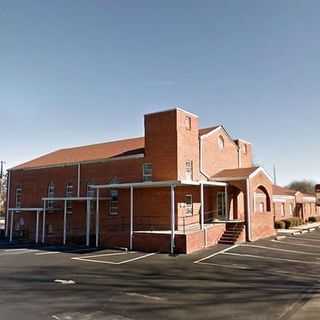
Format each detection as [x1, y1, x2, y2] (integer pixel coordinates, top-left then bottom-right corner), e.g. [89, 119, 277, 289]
[185, 194, 193, 215]
[65, 182, 73, 212]
[218, 136, 225, 151]
[15, 186, 22, 208]
[47, 182, 55, 209]
[281, 203, 285, 217]
[242, 143, 248, 154]
[109, 190, 119, 215]
[87, 183, 96, 213]
[143, 163, 152, 181]
[185, 160, 193, 180]
[217, 192, 226, 217]
[185, 116, 191, 130]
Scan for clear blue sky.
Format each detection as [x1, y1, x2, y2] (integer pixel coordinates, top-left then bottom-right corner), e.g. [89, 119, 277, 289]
[1, 0, 319, 185]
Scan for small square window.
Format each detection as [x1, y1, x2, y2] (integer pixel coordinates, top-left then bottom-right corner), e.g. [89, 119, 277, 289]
[185, 195, 193, 215]
[185, 160, 193, 180]
[143, 163, 152, 181]
[185, 116, 191, 130]
[109, 190, 119, 215]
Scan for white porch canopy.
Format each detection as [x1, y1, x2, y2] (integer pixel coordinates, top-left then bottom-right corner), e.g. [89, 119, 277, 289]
[89, 179, 228, 255]
[41, 196, 109, 247]
[8, 208, 43, 244]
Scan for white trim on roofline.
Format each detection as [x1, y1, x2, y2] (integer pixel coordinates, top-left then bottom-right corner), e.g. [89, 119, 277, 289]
[213, 167, 273, 184]
[200, 126, 239, 148]
[89, 179, 227, 190]
[145, 107, 199, 118]
[236, 138, 252, 145]
[11, 153, 144, 171]
[273, 195, 295, 202]
[303, 196, 316, 203]
[249, 167, 273, 183]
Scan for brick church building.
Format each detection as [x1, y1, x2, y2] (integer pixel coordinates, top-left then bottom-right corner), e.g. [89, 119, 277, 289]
[5, 108, 319, 253]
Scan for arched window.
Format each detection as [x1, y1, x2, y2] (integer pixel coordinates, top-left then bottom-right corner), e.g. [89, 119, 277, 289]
[47, 182, 55, 209]
[255, 185, 271, 213]
[218, 136, 225, 151]
[242, 144, 248, 154]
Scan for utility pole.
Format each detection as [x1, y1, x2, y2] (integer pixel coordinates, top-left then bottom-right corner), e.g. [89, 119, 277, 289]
[0, 161, 4, 179]
[273, 164, 277, 185]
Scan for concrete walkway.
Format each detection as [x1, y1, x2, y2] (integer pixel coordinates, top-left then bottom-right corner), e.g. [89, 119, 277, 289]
[277, 222, 320, 236]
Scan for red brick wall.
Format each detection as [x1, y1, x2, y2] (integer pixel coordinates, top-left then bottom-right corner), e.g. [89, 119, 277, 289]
[176, 109, 200, 181]
[251, 212, 275, 241]
[144, 110, 178, 181]
[201, 128, 239, 177]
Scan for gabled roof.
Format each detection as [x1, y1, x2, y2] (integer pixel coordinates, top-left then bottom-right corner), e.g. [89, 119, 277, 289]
[272, 185, 297, 196]
[199, 126, 220, 136]
[13, 137, 145, 170]
[212, 167, 259, 180]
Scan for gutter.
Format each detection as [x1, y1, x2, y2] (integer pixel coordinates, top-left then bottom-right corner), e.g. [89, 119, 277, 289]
[199, 136, 210, 180]
[5, 170, 11, 237]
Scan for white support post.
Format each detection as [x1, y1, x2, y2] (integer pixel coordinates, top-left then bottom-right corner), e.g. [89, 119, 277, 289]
[86, 199, 90, 247]
[9, 211, 13, 243]
[42, 200, 46, 244]
[95, 188, 100, 247]
[246, 179, 252, 241]
[77, 163, 81, 197]
[130, 185, 134, 251]
[63, 200, 67, 245]
[35, 210, 39, 244]
[170, 185, 176, 255]
[5, 171, 11, 237]
[225, 185, 229, 221]
[200, 183, 204, 230]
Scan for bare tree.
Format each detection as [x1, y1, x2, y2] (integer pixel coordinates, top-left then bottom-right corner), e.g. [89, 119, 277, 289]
[0, 175, 6, 217]
[286, 179, 316, 194]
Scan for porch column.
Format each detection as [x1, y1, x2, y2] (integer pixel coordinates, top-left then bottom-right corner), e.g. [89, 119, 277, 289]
[95, 188, 100, 247]
[63, 200, 67, 245]
[170, 185, 176, 255]
[246, 179, 252, 241]
[35, 210, 40, 244]
[9, 210, 14, 243]
[129, 185, 134, 251]
[5, 171, 11, 237]
[42, 200, 46, 244]
[200, 183, 204, 230]
[86, 199, 91, 247]
[224, 185, 229, 220]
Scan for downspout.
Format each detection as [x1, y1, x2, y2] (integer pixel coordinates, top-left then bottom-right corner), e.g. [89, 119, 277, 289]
[77, 163, 81, 197]
[238, 145, 241, 168]
[5, 170, 11, 237]
[199, 136, 210, 180]
[246, 178, 252, 241]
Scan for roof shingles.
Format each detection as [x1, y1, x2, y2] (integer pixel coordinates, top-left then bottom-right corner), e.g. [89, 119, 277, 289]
[13, 137, 145, 170]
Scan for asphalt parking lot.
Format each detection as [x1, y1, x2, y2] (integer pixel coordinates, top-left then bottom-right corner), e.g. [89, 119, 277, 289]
[1, 230, 320, 320]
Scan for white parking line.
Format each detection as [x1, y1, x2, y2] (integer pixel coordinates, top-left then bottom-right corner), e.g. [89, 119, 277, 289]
[243, 244, 320, 256]
[194, 244, 239, 264]
[223, 252, 320, 265]
[272, 239, 320, 249]
[198, 261, 250, 270]
[289, 236, 320, 243]
[35, 251, 61, 256]
[4, 248, 30, 252]
[0, 249, 39, 256]
[72, 252, 157, 265]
